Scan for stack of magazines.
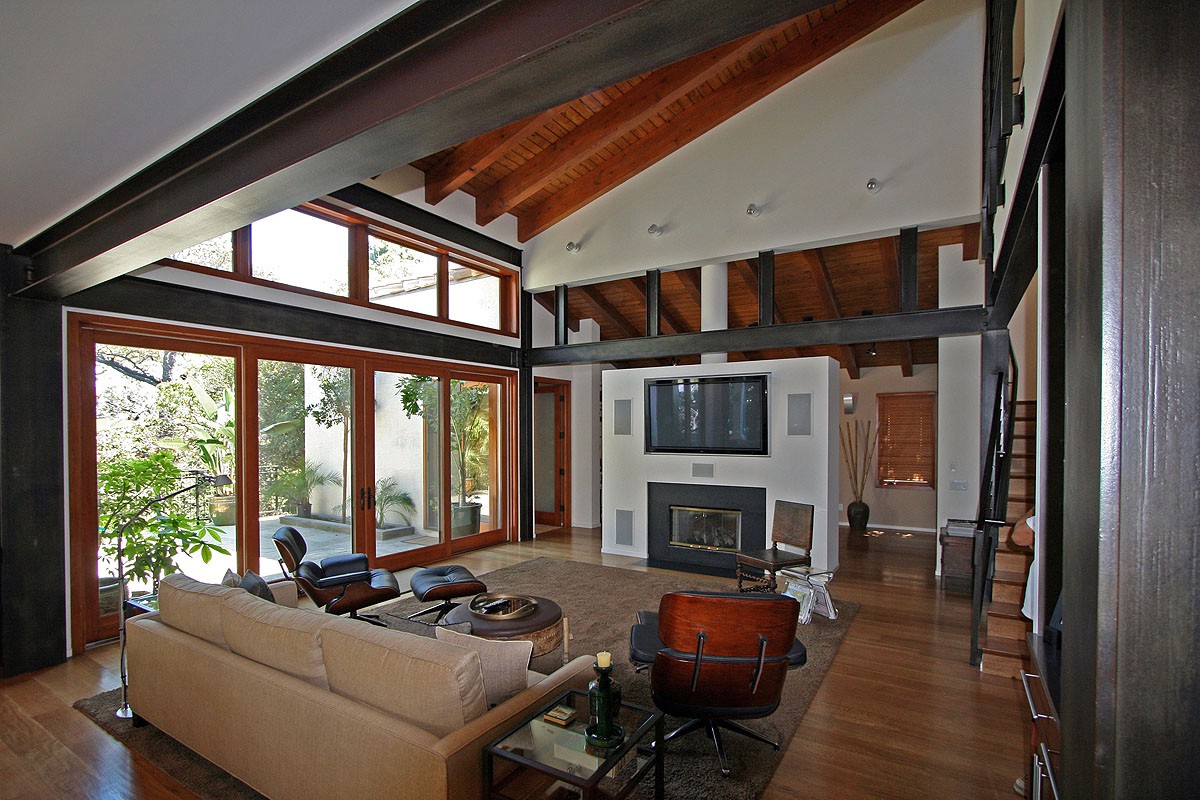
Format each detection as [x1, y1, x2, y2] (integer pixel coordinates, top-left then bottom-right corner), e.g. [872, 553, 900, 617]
[945, 518, 977, 537]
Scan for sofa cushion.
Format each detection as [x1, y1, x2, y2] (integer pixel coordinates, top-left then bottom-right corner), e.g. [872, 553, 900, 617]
[157, 573, 244, 648]
[239, 570, 275, 602]
[321, 619, 488, 737]
[221, 593, 332, 688]
[435, 626, 533, 707]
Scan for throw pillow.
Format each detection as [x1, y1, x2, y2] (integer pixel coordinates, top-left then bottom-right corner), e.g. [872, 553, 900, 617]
[239, 570, 276, 602]
[221, 568, 241, 588]
[435, 627, 533, 707]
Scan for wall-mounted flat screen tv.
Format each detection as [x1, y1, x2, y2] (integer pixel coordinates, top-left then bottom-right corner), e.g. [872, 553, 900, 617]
[645, 374, 768, 455]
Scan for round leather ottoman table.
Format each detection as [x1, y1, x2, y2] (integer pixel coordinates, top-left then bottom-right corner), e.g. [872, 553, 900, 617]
[443, 595, 567, 662]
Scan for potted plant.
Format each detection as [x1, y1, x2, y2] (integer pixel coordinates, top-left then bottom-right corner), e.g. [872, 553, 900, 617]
[98, 451, 229, 596]
[840, 419, 878, 531]
[373, 476, 417, 532]
[272, 459, 341, 518]
[160, 377, 237, 525]
[396, 376, 490, 538]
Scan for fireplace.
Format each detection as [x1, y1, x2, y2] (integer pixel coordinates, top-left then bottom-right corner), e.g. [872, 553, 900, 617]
[648, 483, 765, 574]
[670, 506, 741, 552]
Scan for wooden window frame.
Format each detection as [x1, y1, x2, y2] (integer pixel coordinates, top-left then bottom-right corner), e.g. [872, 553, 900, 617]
[67, 312, 518, 652]
[162, 202, 519, 336]
[875, 391, 937, 489]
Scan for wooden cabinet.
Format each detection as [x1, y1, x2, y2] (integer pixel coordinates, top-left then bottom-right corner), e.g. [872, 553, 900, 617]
[1022, 635, 1061, 798]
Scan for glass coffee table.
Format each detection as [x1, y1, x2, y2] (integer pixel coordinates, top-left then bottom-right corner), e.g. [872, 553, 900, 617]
[484, 689, 664, 800]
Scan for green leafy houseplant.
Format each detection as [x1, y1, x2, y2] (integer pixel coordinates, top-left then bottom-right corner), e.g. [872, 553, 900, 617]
[159, 377, 236, 488]
[374, 476, 416, 528]
[98, 451, 229, 595]
[395, 376, 490, 508]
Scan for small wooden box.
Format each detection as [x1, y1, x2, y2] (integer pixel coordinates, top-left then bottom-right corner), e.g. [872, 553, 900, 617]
[939, 529, 975, 581]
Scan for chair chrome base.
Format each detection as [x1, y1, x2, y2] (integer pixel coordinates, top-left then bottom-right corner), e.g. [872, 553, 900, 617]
[404, 599, 458, 623]
[349, 610, 388, 627]
[663, 717, 780, 777]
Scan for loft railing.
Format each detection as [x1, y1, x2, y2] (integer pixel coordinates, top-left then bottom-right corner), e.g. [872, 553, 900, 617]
[970, 344, 1018, 666]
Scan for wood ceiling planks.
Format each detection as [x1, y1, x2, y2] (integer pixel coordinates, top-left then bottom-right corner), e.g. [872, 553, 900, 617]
[411, 0, 926, 242]
[532, 224, 974, 372]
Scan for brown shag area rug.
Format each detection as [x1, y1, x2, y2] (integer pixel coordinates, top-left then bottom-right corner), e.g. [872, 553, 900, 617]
[76, 557, 856, 800]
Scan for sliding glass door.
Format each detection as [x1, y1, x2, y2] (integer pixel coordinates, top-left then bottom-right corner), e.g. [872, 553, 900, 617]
[254, 357, 359, 579]
[69, 314, 515, 648]
[73, 327, 241, 645]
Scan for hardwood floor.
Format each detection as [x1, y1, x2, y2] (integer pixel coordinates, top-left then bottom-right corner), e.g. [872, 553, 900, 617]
[0, 527, 1027, 799]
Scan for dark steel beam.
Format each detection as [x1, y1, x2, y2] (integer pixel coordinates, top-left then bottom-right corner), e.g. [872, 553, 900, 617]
[645, 269, 661, 337]
[72, 277, 519, 368]
[898, 226, 919, 312]
[328, 184, 520, 267]
[757, 250, 775, 328]
[14, 0, 832, 300]
[554, 284, 569, 346]
[529, 306, 988, 365]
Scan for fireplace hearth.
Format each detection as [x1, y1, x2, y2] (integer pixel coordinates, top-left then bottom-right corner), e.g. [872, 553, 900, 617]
[648, 483, 765, 575]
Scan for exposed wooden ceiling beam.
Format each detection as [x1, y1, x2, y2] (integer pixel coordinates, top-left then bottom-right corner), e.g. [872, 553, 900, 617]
[473, 23, 791, 225]
[578, 284, 641, 338]
[877, 237, 914, 376]
[516, 0, 924, 241]
[424, 104, 571, 205]
[672, 268, 703, 306]
[731, 259, 802, 360]
[533, 289, 579, 333]
[630, 276, 690, 335]
[800, 248, 860, 379]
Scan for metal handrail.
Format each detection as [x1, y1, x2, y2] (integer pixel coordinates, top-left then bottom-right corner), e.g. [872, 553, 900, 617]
[970, 342, 1019, 665]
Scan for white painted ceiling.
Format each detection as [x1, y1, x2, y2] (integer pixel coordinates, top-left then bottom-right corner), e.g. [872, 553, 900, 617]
[0, 0, 418, 248]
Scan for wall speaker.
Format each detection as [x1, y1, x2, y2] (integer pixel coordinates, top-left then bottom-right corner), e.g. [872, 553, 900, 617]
[615, 510, 634, 546]
[614, 399, 632, 435]
[787, 393, 812, 435]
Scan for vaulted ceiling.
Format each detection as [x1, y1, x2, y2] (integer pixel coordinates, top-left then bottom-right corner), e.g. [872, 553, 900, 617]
[409, 0, 975, 374]
[409, 0, 925, 242]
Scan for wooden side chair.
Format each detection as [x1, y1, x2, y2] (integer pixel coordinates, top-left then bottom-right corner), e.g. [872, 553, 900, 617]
[735, 499, 813, 592]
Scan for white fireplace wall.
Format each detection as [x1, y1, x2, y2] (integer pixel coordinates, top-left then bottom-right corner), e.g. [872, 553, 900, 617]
[601, 356, 840, 572]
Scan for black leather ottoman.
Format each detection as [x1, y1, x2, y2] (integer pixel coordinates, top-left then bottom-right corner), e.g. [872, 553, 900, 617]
[406, 565, 487, 622]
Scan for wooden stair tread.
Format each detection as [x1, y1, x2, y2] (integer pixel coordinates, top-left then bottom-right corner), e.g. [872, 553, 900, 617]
[982, 635, 1029, 658]
[986, 601, 1026, 620]
[993, 569, 1028, 586]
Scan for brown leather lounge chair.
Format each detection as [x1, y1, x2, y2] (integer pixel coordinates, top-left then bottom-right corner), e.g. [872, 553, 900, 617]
[272, 526, 401, 625]
[630, 591, 805, 777]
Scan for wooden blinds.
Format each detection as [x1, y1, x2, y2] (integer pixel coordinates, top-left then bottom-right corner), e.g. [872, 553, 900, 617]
[876, 392, 936, 487]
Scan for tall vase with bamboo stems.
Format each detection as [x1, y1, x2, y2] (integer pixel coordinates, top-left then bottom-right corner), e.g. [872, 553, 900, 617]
[840, 420, 878, 531]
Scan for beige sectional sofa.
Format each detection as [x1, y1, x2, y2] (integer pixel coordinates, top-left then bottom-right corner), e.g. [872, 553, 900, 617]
[127, 573, 593, 799]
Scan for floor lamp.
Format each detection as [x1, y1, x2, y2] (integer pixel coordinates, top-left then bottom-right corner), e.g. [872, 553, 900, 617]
[115, 473, 232, 719]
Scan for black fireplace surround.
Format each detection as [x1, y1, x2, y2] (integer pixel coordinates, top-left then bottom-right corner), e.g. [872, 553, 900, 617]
[647, 482, 766, 575]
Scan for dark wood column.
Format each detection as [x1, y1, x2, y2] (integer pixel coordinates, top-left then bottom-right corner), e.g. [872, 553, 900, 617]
[1063, 1, 1200, 796]
[0, 250, 67, 676]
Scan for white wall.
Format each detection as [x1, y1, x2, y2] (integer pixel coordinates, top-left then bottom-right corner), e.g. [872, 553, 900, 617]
[936, 244, 983, 573]
[520, 0, 984, 291]
[1008, 272, 1039, 400]
[601, 356, 840, 572]
[839, 364, 939, 532]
